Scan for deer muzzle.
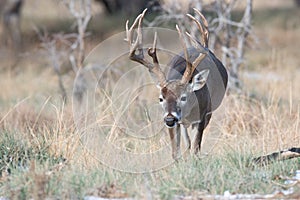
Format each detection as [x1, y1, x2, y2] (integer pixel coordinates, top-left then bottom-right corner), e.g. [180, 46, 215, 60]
[164, 113, 179, 128]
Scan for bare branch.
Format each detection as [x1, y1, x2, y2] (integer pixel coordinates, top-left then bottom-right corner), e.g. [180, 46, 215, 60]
[37, 29, 70, 103]
[63, 0, 92, 69]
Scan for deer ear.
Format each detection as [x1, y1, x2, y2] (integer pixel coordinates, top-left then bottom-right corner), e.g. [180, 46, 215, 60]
[191, 69, 209, 91]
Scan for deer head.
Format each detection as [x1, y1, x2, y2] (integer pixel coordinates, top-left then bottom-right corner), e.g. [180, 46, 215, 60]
[158, 68, 210, 128]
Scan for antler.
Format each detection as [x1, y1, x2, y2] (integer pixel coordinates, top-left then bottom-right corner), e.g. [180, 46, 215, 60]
[178, 8, 210, 84]
[187, 8, 209, 48]
[125, 9, 166, 86]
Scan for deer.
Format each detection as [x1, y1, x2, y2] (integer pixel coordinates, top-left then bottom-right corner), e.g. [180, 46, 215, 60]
[125, 9, 228, 159]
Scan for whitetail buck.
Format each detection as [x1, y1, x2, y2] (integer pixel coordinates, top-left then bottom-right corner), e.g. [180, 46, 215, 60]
[0, 0, 23, 49]
[125, 9, 228, 159]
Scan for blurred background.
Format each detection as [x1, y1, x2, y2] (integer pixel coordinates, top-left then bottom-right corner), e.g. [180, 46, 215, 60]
[1, 0, 299, 94]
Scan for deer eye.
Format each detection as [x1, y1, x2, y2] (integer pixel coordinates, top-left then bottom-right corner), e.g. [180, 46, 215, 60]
[180, 96, 187, 102]
[159, 97, 163, 102]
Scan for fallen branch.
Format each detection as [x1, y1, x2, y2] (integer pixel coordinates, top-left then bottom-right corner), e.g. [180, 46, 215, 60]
[252, 147, 300, 166]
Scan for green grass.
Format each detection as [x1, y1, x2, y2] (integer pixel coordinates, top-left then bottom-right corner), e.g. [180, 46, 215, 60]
[156, 152, 299, 198]
[0, 130, 64, 174]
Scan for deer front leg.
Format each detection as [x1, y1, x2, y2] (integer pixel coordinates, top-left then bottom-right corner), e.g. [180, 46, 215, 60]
[181, 126, 191, 158]
[168, 125, 181, 160]
[192, 122, 205, 155]
[192, 113, 212, 155]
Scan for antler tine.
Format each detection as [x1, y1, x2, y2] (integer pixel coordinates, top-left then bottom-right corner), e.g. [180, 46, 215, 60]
[176, 25, 189, 67]
[148, 32, 166, 86]
[176, 24, 194, 85]
[125, 9, 150, 65]
[194, 8, 209, 47]
[125, 9, 147, 58]
[185, 31, 206, 53]
[186, 14, 205, 47]
[185, 31, 207, 73]
[178, 9, 210, 84]
[193, 8, 208, 30]
[186, 8, 209, 48]
[125, 9, 166, 86]
[125, 16, 140, 55]
[137, 8, 147, 49]
[186, 9, 209, 71]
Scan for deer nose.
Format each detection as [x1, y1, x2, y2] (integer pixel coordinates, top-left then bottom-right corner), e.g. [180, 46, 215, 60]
[164, 114, 178, 128]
